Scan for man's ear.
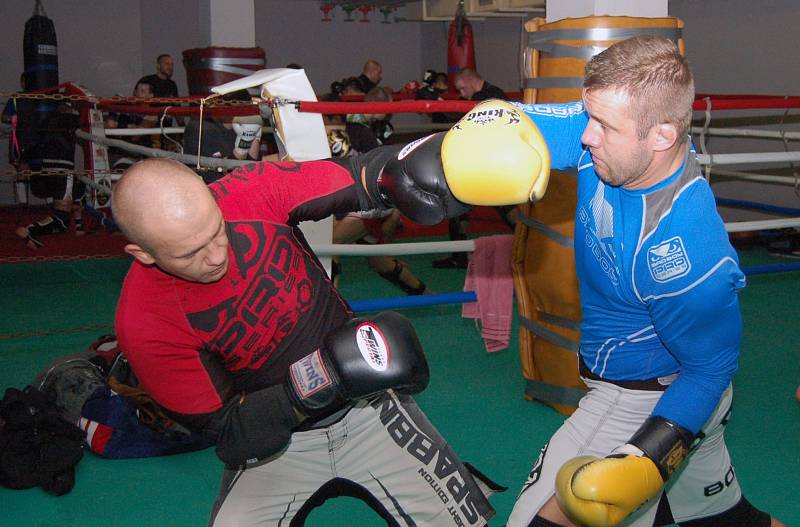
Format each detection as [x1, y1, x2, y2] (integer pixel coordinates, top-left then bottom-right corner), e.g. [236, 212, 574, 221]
[653, 123, 679, 152]
[124, 243, 156, 265]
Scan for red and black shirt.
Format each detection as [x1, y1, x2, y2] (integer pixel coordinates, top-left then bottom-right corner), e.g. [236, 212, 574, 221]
[115, 160, 366, 430]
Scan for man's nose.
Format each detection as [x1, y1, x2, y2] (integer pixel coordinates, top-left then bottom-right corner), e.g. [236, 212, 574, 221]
[581, 123, 600, 147]
[207, 244, 227, 266]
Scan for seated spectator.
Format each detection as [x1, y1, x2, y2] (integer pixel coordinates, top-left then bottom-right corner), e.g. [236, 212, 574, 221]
[356, 59, 382, 93]
[345, 86, 394, 152]
[327, 77, 366, 125]
[453, 68, 506, 101]
[328, 88, 428, 296]
[104, 81, 159, 170]
[182, 90, 262, 184]
[415, 70, 458, 124]
[137, 54, 179, 98]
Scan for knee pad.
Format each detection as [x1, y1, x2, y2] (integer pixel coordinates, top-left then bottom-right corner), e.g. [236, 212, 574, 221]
[679, 496, 771, 527]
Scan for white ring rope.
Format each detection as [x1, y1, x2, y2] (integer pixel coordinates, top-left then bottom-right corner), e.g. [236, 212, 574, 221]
[704, 168, 799, 186]
[312, 240, 475, 257]
[695, 151, 800, 165]
[75, 129, 249, 169]
[724, 217, 800, 233]
[104, 127, 185, 136]
[81, 129, 800, 168]
[70, 123, 800, 254]
[690, 126, 800, 141]
[101, 122, 461, 137]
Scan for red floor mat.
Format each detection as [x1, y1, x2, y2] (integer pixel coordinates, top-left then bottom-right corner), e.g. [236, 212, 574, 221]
[0, 206, 128, 262]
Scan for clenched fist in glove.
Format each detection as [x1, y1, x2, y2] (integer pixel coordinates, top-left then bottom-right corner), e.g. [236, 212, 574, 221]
[443, 99, 551, 204]
[285, 311, 429, 418]
[555, 416, 694, 527]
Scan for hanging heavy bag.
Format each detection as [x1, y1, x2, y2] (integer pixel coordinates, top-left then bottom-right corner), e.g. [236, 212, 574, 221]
[23, 0, 59, 91]
[446, 0, 476, 90]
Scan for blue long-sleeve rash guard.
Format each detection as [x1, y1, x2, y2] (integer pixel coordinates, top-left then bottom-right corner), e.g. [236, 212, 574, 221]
[515, 101, 745, 434]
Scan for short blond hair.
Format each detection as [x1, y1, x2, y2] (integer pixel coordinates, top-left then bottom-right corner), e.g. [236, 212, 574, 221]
[584, 35, 694, 142]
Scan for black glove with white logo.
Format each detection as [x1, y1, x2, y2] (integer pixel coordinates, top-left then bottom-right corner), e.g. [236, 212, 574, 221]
[285, 311, 430, 418]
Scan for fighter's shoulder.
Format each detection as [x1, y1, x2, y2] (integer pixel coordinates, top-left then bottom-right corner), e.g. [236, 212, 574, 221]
[634, 215, 742, 303]
[118, 262, 178, 311]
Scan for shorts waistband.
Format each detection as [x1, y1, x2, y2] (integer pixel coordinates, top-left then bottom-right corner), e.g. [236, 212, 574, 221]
[579, 358, 671, 392]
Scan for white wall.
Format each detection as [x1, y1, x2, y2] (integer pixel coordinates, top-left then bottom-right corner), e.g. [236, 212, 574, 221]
[140, 0, 203, 97]
[670, 0, 800, 219]
[252, 1, 423, 97]
[2, 0, 799, 215]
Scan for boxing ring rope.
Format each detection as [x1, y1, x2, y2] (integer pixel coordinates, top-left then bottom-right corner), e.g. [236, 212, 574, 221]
[6, 89, 800, 314]
[100, 122, 452, 137]
[74, 129, 251, 170]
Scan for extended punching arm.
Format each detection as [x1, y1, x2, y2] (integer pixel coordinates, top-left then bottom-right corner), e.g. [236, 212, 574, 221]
[336, 99, 552, 226]
[555, 416, 695, 527]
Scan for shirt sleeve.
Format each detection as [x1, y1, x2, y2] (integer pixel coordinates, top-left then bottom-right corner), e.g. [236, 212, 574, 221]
[635, 192, 746, 433]
[115, 271, 234, 419]
[514, 101, 588, 170]
[208, 160, 365, 225]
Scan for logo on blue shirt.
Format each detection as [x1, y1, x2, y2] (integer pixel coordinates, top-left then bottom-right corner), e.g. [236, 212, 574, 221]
[648, 237, 691, 282]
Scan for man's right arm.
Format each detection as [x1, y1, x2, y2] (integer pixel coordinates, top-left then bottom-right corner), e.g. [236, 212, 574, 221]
[514, 100, 589, 170]
[213, 100, 554, 227]
[117, 325, 304, 467]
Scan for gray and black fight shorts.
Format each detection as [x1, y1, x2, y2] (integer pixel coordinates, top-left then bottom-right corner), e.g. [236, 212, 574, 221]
[209, 390, 501, 527]
[508, 379, 741, 527]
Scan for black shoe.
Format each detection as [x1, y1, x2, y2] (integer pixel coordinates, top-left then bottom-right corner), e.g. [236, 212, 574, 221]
[432, 255, 468, 269]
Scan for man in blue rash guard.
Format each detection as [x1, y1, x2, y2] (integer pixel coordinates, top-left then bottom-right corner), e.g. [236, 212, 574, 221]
[493, 36, 787, 527]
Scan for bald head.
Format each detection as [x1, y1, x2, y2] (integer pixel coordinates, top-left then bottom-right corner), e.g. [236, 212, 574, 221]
[113, 158, 215, 248]
[454, 69, 484, 100]
[113, 158, 230, 283]
[363, 60, 382, 84]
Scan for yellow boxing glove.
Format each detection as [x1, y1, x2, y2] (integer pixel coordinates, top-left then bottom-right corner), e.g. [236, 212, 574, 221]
[555, 417, 693, 527]
[441, 99, 550, 205]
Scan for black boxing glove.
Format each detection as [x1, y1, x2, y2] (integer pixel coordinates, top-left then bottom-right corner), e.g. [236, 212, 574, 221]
[375, 133, 470, 225]
[285, 311, 430, 418]
[371, 119, 394, 144]
[330, 133, 470, 225]
[352, 133, 466, 225]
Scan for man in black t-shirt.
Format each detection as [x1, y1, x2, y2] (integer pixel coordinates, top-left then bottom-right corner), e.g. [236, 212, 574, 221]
[138, 54, 179, 98]
[453, 68, 506, 101]
[355, 59, 382, 94]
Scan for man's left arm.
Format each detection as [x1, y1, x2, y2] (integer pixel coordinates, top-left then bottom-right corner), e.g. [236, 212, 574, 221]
[648, 263, 742, 432]
[555, 229, 744, 527]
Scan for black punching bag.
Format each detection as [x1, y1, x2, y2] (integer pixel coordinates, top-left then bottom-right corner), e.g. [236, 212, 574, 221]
[24, 0, 59, 91]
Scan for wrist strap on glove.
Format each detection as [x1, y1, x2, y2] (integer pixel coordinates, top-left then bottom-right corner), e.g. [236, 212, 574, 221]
[626, 416, 695, 480]
[329, 144, 402, 211]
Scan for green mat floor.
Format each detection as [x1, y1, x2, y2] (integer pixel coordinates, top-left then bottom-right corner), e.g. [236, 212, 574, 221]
[0, 248, 798, 526]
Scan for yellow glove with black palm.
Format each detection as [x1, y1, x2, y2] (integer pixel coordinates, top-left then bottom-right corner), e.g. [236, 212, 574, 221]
[555, 417, 694, 527]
